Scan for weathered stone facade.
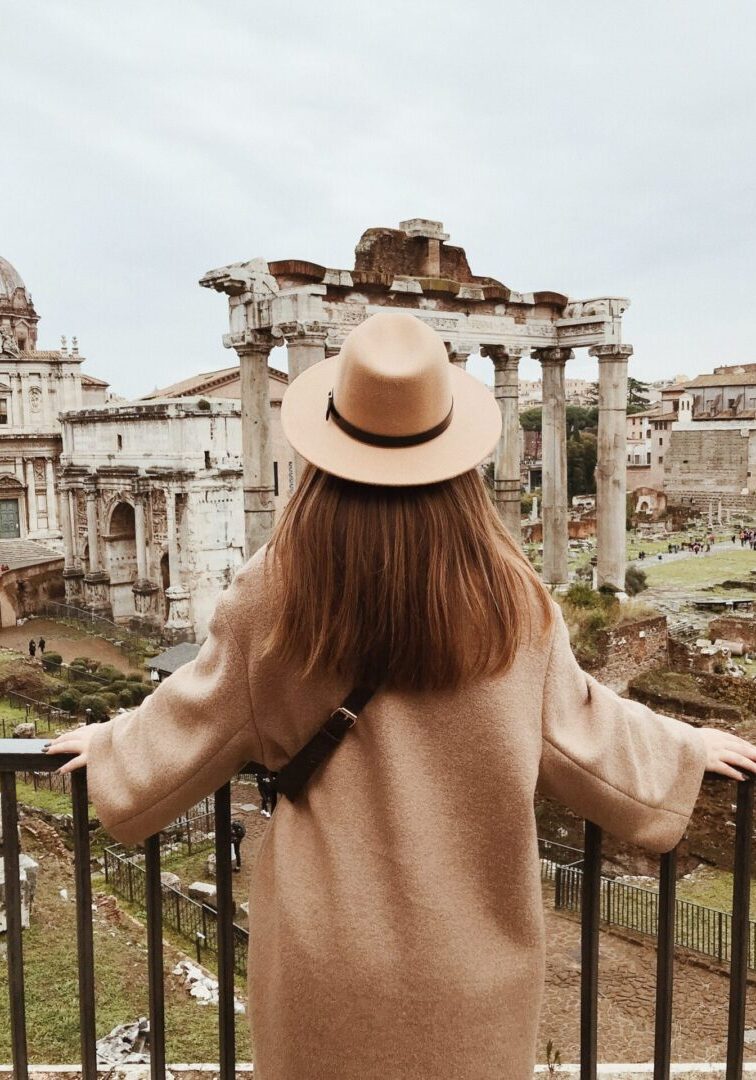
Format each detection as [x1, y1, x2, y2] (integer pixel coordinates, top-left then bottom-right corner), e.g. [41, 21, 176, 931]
[59, 399, 248, 641]
[585, 615, 669, 692]
[0, 255, 109, 543]
[664, 424, 756, 512]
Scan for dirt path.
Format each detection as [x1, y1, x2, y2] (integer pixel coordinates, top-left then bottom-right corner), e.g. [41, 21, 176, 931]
[0, 617, 139, 674]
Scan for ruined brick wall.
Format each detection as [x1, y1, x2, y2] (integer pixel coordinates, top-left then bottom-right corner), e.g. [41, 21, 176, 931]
[709, 615, 756, 649]
[665, 427, 755, 509]
[353, 228, 475, 281]
[590, 616, 669, 692]
[668, 636, 721, 673]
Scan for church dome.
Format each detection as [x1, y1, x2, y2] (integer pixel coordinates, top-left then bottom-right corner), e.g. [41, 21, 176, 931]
[0, 256, 26, 299]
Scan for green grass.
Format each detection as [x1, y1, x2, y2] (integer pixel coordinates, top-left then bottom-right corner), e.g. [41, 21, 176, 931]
[676, 864, 756, 914]
[643, 548, 756, 588]
[0, 831, 252, 1064]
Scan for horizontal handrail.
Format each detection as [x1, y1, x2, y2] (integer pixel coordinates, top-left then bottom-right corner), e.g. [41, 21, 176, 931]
[1, 744, 753, 1080]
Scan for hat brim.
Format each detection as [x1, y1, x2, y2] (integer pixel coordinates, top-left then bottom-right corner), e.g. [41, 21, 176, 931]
[281, 355, 502, 486]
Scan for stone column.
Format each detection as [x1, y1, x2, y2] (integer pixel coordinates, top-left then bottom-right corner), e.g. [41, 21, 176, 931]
[44, 459, 58, 531]
[234, 331, 276, 557]
[60, 486, 84, 603]
[591, 344, 633, 592]
[85, 485, 100, 573]
[284, 321, 328, 384]
[534, 348, 573, 587]
[24, 459, 38, 533]
[283, 322, 328, 486]
[130, 483, 159, 630]
[445, 344, 470, 370]
[83, 480, 111, 615]
[163, 486, 194, 643]
[482, 345, 523, 542]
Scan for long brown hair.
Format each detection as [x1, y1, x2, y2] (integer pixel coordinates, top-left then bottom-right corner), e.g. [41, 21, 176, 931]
[263, 464, 552, 691]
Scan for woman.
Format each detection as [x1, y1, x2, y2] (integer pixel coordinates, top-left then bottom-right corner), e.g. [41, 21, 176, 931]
[47, 312, 756, 1079]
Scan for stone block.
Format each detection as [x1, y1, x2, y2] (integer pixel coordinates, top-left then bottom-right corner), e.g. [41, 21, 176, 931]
[0, 852, 39, 931]
[187, 881, 217, 908]
[160, 871, 181, 890]
[205, 852, 216, 878]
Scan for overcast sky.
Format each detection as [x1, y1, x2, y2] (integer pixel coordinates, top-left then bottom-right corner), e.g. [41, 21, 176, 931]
[3, 0, 755, 397]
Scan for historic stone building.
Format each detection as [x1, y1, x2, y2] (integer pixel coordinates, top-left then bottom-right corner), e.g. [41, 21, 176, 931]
[141, 362, 296, 512]
[58, 398, 246, 642]
[201, 218, 634, 591]
[626, 381, 692, 495]
[0, 255, 109, 541]
[665, 364, 756, 513]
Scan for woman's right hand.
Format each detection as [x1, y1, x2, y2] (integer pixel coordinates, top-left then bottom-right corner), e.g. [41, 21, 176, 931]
[699, 726, 756, 781]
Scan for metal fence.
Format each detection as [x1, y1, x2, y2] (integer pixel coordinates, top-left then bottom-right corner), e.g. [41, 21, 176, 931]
[0, 691, 77, 738]
[538, 833, 756, 970]
[41, 600, 160, 649]
[103, 841, 249, 977]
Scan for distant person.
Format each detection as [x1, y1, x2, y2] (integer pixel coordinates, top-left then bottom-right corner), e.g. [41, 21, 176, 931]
[28, 639, 36, 659]
[230, 819, 246, 872]
[257, 770, 278, 818]
[38, 636, 45, 654]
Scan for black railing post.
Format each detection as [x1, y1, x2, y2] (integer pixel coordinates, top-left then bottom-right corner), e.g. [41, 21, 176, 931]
[581, 821, 602, 1080]
[144, 833, 166, 1079]
[71, 770, 97, 1079]
[214, 781, 236, 1080]
[653, 845, 678, 1080]
[726, 775, 754, 1079]
[0, 769, 29, 1080]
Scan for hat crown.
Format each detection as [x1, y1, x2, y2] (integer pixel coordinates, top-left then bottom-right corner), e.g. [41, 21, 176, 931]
[333, 313, 452, 438]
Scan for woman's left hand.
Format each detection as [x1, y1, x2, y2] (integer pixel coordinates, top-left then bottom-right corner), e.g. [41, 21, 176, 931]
[43, 725, 99, 774]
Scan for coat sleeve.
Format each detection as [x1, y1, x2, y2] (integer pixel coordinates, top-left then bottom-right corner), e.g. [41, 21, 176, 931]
[85, 587, 263, 846]
[537, 604, 708, 853]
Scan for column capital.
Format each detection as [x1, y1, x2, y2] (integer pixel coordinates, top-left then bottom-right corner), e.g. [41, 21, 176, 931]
[589, 343, 634, 362]
[480, 344, 524, 366]
[532, 347, 574, 365]
[276, 320, 329, 347]
[224, 329, 276, 356]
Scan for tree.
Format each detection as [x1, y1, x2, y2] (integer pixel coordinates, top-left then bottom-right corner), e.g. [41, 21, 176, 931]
[627, 376, 651, 413]
[519, 407, 542, 432]
[566, 431, 597, 498]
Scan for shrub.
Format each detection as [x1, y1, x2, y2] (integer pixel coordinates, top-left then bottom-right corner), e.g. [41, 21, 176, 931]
[71, 657, 100, 672]
[97, 664, 125, 683]
[130, 683, 153, 705]
[56, 688, 82, 713]
[117, 688, 135, 707]
[625, 565, 648, 596]
[69, 665, 96, 684]
[78, 694, 110, 722]
[564, 583, 598, 609]
[41, 651, 63, 673]
[126, 672, 146, 683]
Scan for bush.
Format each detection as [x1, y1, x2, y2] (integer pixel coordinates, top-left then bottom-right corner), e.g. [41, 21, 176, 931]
[117, 688, 135, 707]
[127, 672, 146, 683]
[71, 657, 100, 672]
[41, 651, 63, 673]
[56, 688, 82, 713]
[130, 683, 153, 704]
[564, 583, 598, 609]
[97, 664, 125, 683]
[625, 565, 648, 596]
[78, 694, 110, 722]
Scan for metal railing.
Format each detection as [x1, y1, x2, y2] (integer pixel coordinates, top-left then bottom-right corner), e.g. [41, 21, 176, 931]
[0, 742, 753, 1079]
[41, 600, 160, 649]
[0, 740, 239, 1079]
[539, 834, 756, 970]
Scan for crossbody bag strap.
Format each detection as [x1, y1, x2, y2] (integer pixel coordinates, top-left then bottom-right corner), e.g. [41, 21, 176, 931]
[275, 684, 377, 802]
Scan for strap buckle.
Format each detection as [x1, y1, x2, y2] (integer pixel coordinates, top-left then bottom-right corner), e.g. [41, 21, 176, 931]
[329, 705, 357, 730]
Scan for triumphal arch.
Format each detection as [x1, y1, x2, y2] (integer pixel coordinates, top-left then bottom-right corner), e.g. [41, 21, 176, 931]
[201, 219, 632, 591]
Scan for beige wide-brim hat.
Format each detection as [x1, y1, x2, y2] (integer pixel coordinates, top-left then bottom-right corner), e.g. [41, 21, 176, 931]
[281, 311, 502, 486]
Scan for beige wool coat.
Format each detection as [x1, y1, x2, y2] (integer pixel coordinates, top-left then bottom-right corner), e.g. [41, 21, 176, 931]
[87, 548, 708, 1079]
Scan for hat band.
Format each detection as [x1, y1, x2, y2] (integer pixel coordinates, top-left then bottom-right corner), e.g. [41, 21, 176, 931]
[326, 389, 453, 448]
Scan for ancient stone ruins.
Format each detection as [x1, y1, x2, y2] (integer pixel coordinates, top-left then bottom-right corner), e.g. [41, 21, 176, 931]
[201, 218, 633, 591]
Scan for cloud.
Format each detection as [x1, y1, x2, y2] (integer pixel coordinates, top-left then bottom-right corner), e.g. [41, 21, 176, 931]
[2, 0, 755, 395]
